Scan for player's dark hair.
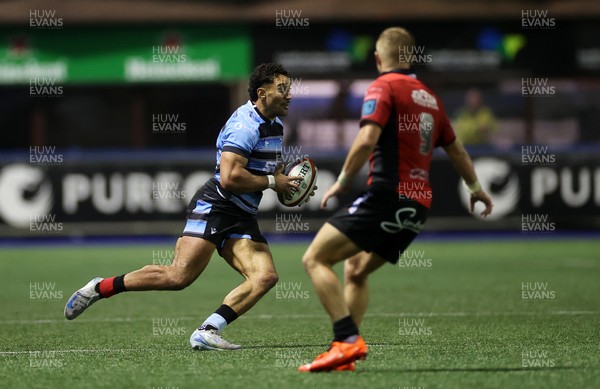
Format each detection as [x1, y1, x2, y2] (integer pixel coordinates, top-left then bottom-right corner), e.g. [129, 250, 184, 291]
[248, 63, 289, 102]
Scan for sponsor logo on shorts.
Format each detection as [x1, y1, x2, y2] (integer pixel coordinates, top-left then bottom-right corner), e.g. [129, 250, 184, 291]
[380, 207, 423, 234]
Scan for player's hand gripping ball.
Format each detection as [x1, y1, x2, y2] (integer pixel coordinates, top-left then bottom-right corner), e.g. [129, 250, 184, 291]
[277, 158, 318, 207]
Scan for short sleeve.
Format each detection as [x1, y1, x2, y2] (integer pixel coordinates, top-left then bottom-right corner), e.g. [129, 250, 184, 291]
[435, 103, 457, 148]
[359, 79, 392, 129]
[220, 121, 258, 158]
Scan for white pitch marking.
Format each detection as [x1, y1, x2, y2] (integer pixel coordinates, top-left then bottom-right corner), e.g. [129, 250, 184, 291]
[0, 311, 596, 326]
[0, 348, 151, 356]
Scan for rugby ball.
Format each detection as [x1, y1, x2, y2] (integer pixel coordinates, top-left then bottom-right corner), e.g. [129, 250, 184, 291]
[277, 158, 318, 207]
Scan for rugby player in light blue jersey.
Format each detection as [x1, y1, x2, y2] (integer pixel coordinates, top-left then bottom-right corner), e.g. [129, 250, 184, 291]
[65, 63, 310, 350]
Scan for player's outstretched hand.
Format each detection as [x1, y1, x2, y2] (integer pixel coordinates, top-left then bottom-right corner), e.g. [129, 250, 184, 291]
[320, 181, 349, 209]
[470, 190, 493, 218]
[273, 164, 302, 194]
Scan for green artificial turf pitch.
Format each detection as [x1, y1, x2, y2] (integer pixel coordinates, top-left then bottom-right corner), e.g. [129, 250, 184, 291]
[0, 239, 599, 388]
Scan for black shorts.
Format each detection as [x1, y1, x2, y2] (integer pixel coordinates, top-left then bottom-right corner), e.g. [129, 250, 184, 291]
[328, 191, 428, 264]
[181, 178, 267, 253]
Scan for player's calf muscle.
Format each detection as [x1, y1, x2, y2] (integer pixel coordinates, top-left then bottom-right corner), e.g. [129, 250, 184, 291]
[123, 264, 189, 291]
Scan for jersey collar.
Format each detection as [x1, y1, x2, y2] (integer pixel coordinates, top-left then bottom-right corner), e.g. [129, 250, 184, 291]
[382, 68, 417, 78]
[252, 103, 273, 124]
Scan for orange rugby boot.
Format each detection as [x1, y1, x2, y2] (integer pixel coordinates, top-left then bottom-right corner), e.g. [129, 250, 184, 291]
[298, 336, 367, 372]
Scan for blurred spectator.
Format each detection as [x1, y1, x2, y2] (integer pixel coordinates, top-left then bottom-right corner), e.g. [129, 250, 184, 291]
[453, 88, 497, 145]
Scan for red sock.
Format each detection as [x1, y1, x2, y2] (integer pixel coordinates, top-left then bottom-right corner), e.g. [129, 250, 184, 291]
[98, 277, 117, 298]
[97, 275, 127, 298]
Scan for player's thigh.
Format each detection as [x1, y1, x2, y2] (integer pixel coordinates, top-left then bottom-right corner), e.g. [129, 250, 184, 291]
[304, 222, 362, 266]
[171, 236, 216, 278]
[221, 238, 276, 279]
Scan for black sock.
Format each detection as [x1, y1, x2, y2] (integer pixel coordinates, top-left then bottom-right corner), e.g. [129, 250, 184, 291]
[333, 316, 359, 342]
[215, 304, 238, 324]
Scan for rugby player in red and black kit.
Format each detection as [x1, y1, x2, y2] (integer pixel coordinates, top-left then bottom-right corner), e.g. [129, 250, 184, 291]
[299, 27, 494, 372]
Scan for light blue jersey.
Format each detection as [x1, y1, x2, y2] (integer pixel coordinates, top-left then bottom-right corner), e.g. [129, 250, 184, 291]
[213, 101, 283, 214]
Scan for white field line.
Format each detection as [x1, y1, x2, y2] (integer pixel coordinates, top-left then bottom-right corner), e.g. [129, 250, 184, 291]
[0, 310, 596, 326]
[0, 348, 151, 356]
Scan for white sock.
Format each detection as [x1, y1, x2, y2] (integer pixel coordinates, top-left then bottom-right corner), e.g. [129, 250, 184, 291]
[200, 313, 227, 332]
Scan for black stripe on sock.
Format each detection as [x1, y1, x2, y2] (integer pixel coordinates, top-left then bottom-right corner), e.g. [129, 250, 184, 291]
[114, 274, 127, 293]
[215, 304, 238, 324]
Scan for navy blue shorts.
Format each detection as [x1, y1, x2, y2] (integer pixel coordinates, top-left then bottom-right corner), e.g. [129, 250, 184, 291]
[182, 179, 267, 252]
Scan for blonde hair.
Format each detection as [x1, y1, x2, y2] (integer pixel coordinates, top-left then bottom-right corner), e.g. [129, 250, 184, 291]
[376, 27, 415, 67]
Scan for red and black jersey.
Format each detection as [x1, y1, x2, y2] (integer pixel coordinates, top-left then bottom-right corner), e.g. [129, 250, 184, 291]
[359, 69, 456, 208]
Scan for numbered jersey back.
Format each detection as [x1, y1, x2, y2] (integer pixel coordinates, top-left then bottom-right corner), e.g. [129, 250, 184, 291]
[359, 69, 456, 208]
